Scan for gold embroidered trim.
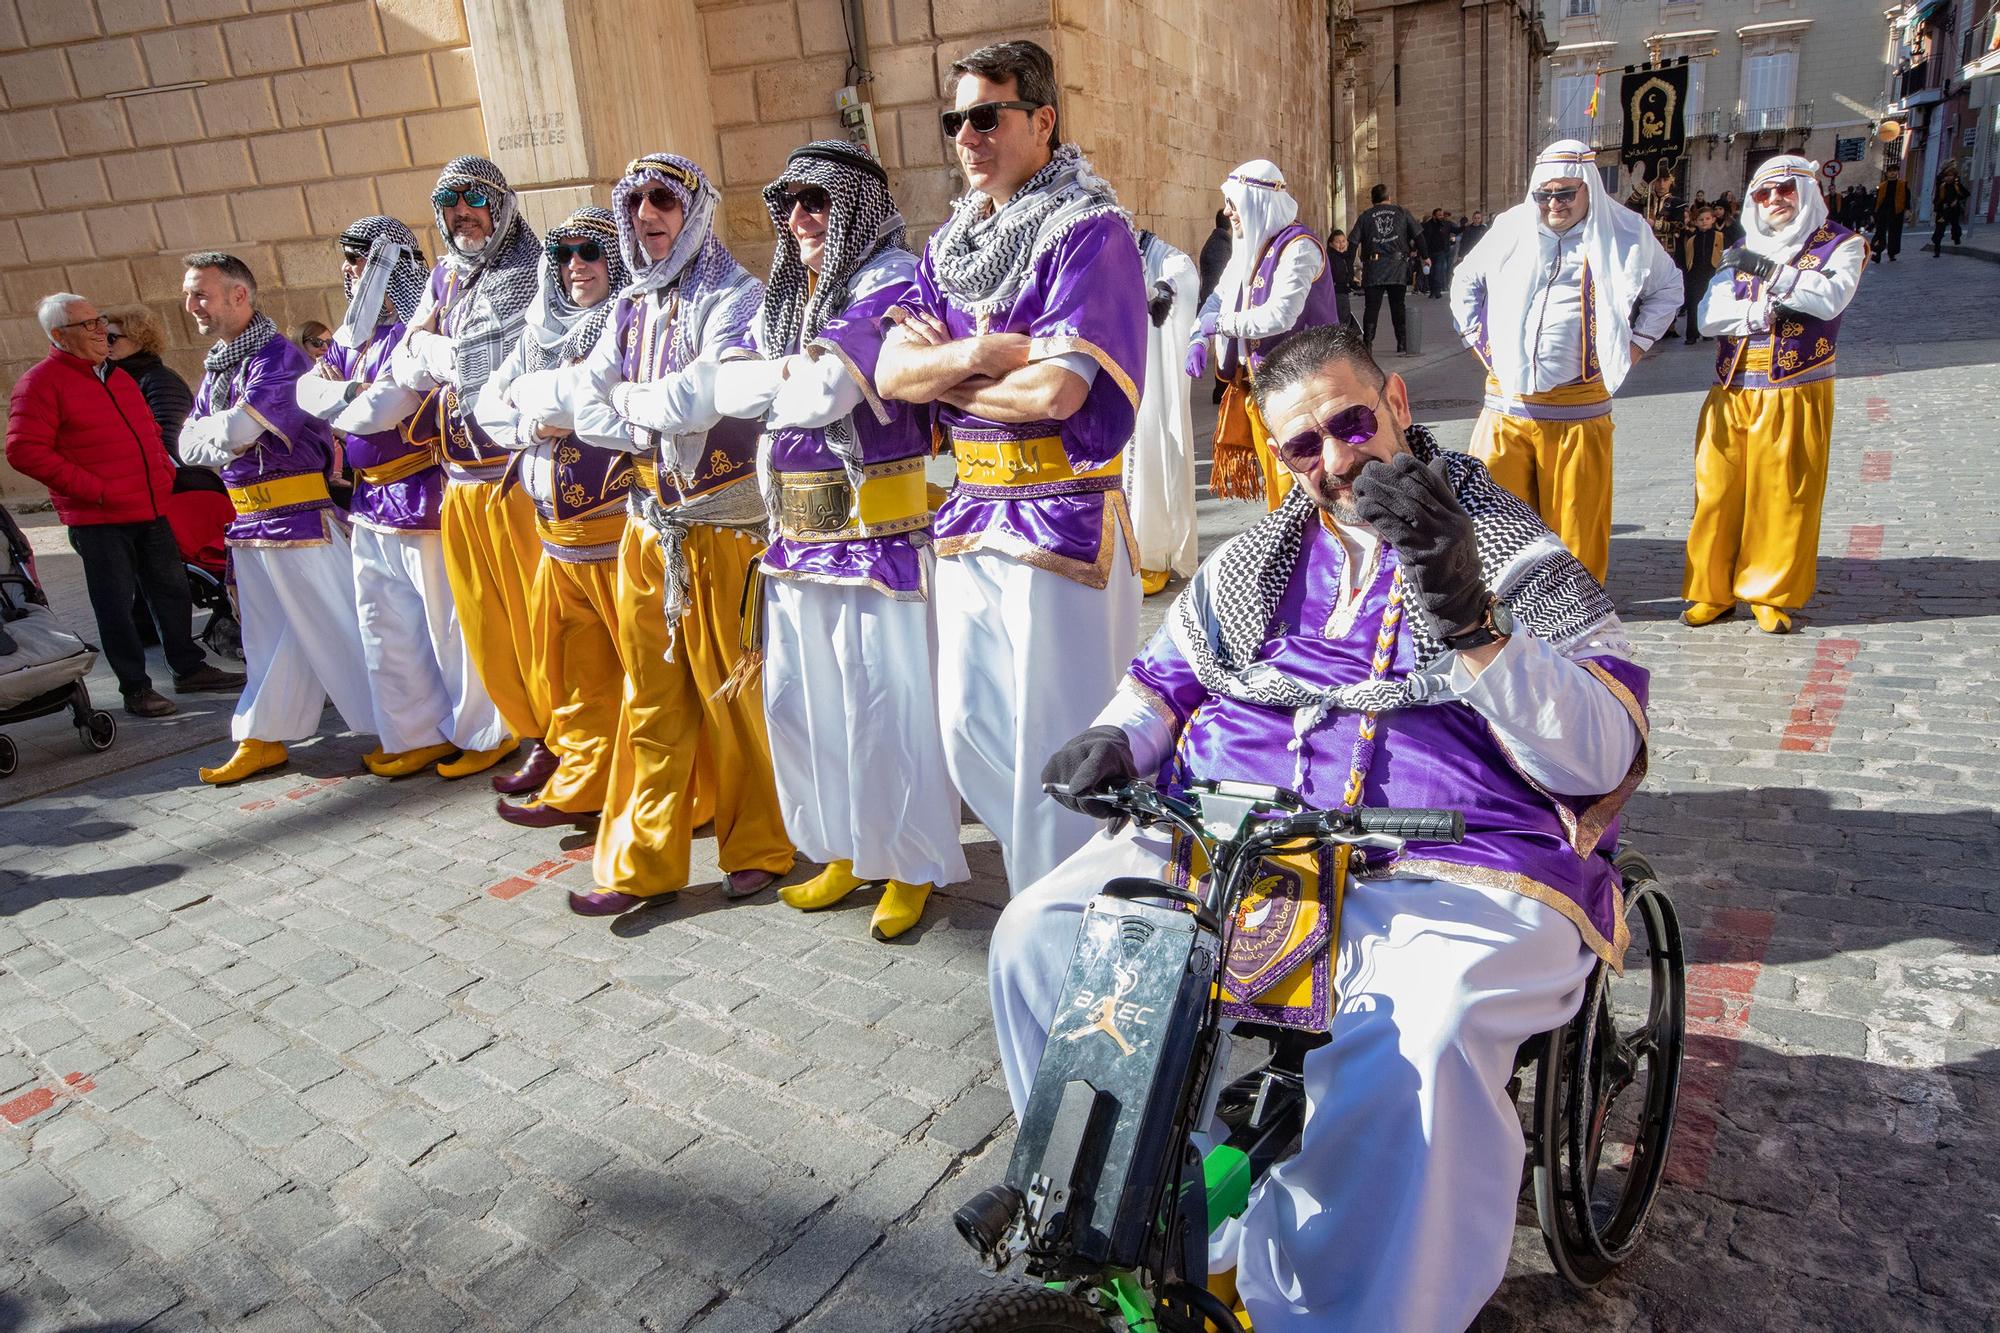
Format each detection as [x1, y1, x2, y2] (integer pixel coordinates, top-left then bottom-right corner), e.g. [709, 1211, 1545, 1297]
[242, 402, 293, 450]
[1121, 676, 1180, 734]
[1028, 334, 1140, 409]
[807, 337, 891, 426]
[1390, 857, 1627, 970]
[933, 493, 1135, 590]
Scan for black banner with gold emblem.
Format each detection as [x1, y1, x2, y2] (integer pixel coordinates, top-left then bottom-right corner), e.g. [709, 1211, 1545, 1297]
[1621, 62, 1689, 169]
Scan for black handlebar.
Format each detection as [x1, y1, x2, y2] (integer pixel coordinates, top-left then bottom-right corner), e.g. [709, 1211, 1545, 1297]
[1354, 808, 1466, 842]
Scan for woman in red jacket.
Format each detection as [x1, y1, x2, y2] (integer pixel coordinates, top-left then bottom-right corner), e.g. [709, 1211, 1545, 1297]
[5, 293, 242, 716]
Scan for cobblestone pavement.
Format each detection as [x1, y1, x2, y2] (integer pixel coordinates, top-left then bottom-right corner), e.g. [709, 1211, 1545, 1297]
[3, 250, 1997, 1332]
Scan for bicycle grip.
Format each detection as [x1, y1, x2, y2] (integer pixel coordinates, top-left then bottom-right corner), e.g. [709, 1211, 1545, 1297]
[1356, 808, 1465, 843]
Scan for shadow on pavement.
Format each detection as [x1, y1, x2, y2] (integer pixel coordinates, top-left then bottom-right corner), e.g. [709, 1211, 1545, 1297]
[1606, 536, 2000, 625]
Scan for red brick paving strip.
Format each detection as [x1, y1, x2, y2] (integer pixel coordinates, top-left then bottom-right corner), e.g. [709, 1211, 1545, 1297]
[1779, 637, 1861, 754]
[1668, 907, 1775, 1188]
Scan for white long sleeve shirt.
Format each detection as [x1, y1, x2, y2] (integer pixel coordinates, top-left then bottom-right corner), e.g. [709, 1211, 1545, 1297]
[1214, 236, 1324, 344]
[1698, 233, 1866, 339]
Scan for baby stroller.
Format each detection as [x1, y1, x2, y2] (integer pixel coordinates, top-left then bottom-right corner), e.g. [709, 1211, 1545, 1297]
[0, 503, 117, 777]
[165, 469, 240, 660]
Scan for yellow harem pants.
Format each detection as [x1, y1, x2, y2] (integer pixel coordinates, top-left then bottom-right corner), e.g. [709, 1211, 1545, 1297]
[1469, 377, 1614, 583]
[1213, 374, 1294, 511]
[530, 553, 623, 816]
[593, 520, 792, 897]
[440, 479, 548, 744]
[1682, 371, 1834, 612]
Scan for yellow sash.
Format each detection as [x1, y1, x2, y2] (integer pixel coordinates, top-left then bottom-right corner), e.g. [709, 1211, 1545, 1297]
[355, 448, 435, 488]
[227, 472, 331, 514]
[775, 459, 929, 542]
[952, 434, 1118, 488]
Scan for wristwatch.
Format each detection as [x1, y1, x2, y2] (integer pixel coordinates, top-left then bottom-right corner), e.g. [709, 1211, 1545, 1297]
[1443, 595, 1515, 652]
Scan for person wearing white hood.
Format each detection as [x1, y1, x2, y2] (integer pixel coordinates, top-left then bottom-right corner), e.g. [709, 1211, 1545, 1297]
[1191, 161, 1341, 511]
[1128, 229, 1200, 595]
[1685, 155, 1866, 634]
[1450, 141, 1680, 582]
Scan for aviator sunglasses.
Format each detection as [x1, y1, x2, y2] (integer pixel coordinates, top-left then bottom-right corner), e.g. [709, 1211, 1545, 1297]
[776, 185, 831, 217]
[1750, 178, 1799, 206]
[551, 240, 606, 265]
[628, 186, 683, 212]
[939, 100, 1041, 138]
[1273, 401, 1383, 470]
[431, 187, 492, 210]
[1530, 185, 1581, 206]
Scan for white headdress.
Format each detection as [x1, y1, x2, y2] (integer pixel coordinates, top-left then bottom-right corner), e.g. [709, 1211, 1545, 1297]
[1741, 155, 1829, 261]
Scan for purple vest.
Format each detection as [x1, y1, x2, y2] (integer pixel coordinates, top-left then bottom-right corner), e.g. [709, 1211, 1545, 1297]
[614, 295, 759, 503]
[323, 322, 445, 532]
[1243, 224, 1343, 374]
[1715, 221, 1857, 388]
[193, 334, 337, 546]
[498, 348, 635, 526]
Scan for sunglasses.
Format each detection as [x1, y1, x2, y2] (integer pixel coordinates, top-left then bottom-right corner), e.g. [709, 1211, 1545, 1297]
[1530, 186, 1581, 206]
[939, 100, 1041, 138]
[628, 186, 682, 213]
[304, 336, 330, 351]
[551, 241, 606, 265]
[776, 186, 831, 217]
[1750, 179, 1799, 205]
[1274, 402, 1382, 470]
[340, 247, 368, 265]
[107, 330, 126, 344]
[58, 316, 110, 333]
[432, 187, 491, 210]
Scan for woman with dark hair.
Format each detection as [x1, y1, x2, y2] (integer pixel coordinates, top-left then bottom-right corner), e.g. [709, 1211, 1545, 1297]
[105, 307, 194, 464]
[293, 319, 332, 363]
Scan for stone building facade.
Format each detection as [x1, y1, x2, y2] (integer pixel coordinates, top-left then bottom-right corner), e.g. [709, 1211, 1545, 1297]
[0, 0, 1347, 500]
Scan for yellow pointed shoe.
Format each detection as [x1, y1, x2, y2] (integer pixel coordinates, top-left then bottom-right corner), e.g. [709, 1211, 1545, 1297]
[780, 860, 868, 912]
[870, 880, 932, 941]
[437, 737, 519, 779]
[199, 739, 287, 786]
[1140, 568, 1172, 597]
[1679, 601, 1735, 627]
[1751, 604, 1793, 634]
[365, 742, 458, 778]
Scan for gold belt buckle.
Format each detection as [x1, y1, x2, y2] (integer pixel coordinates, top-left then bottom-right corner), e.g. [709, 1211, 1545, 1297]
[780, 477, 852, 535]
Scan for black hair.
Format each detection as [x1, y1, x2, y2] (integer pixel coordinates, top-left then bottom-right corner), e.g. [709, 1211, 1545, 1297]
[1370, 183, 1389, 204]
[183, 251, 258, 300]
[950, 40, 1060, 149]
[1251, 323, 1386, 420]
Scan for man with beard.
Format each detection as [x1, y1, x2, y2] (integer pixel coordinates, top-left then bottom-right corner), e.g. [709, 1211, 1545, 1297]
[385, 156, 546, 784]
[178, 253, 377, 783]
[1190, 160, 1341, 511]
[474, 207, 656, 830]
[1450, 140, 1679, 582]
[876, 38, 1147, 895]
[295, 217, 510, 779]
[1685, 155, 1866, 634]
[998, 322, 1647, 1333]
[707, 140, 968, 941]
[518, 153, 794, 917]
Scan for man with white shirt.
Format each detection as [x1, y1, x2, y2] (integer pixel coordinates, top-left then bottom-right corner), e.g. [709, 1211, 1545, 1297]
[999, 323, 1649, 1333]
[1450, 140, 1680, 582]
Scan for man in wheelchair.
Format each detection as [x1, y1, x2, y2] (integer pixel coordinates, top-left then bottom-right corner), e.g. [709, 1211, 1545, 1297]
[991, 324, 1649, 1332]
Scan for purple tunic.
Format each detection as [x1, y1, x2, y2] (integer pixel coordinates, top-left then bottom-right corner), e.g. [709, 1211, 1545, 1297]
[1240, 223, 1344, 375]
[614, 295, 761, 501]
[1714, 221, 1857, 389]
[910, 212, 1147, 588]
[322, 322, 444, 532]
[1127, 520, 1649, 965]
[193, 334, 337, 547]
[759, 251, 931, 599]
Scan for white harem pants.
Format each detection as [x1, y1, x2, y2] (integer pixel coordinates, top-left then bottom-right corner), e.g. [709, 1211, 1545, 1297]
[230, 529, 375, 744]
[934, 546, 1140, 894]
[989, 825, 1597, 1333]
[350, 523, 508, 755]
[762, 569, 970, 887]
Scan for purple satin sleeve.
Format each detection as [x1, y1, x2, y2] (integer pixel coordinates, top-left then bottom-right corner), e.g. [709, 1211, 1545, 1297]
[324, 325, 444, 532]
[1126, 624, 1207, 734]
[1026, 214, 1147, 469]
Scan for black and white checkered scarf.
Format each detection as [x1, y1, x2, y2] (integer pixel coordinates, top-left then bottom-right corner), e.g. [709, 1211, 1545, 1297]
[1169, 424, 1617, 717]
[203, 312, 277, 378]
[928, 143, 1128, 315]
[756, 140, 907, 355]
[336, 215, 427, 349]
[523, 207, 630, 370]
[430, 155, 539, 401]
[613, 153, 760, 373]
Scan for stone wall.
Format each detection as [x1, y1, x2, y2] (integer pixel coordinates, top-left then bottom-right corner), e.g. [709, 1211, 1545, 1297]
[0, 0, 480, 499]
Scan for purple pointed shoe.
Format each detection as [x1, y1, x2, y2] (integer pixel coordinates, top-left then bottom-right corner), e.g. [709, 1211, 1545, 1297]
[493, 740, 558, 795]
[567, 889, 647, 917]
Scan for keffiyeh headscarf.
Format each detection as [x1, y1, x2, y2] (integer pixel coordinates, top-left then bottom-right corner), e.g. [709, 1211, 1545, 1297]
[523, 207, 630, 369]
[204, 312, 278, 378]
[1741, 155, 1829, 261]
[928, 142, 1127, 315]
[429, 155, 539, 399]
[1214, 160, 1299, 331]
[1169, 424, 1618, 721]
[612, 153, 758, 369]
[756, 140, 907, 355]
[335, 215, 426, 350]
[1472, 140, 1662, 398]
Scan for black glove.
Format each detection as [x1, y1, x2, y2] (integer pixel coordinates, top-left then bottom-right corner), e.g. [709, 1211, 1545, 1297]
[1350, 454, 1489, 639]
[1041, 725, 1137, 824]
[1722, 246, 1778, 281]
[1148, 280, 1175, 328]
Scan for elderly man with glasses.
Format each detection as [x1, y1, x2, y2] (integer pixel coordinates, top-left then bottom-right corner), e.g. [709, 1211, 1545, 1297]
[5, 293, 243, 717]
[1006, 322, 1648, 1333]
[380, 155, 549, 786]
[1450, 140, 1680, 583]
[1684, 155, 1866, 634]
[877, 38, 1148, 896]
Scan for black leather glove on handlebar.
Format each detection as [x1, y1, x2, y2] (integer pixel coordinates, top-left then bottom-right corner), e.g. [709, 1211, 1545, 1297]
[1351, 453, 1490, 640]
[1722, 246, 1779, 282]
[1041, 725, 1138, 824]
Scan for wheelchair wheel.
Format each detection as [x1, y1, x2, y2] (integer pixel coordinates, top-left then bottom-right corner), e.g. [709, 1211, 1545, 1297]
[201, 608, 243, 661]
[908, 1284, 1108, 1332]
[1532, 876, 1685, 1288]
[0, 734, 16, 777]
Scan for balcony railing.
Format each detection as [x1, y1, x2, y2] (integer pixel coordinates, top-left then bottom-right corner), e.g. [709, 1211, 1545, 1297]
[1549, 116, 1620, 150]
[1687, 109, 1728, 138]
[1897, 57, 1937, 100]
[1738, 101, 1814, 133]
